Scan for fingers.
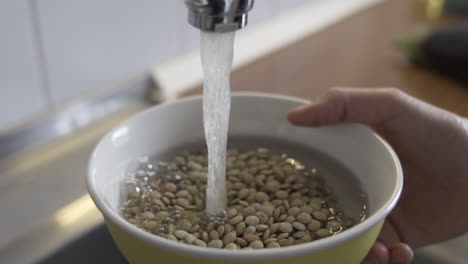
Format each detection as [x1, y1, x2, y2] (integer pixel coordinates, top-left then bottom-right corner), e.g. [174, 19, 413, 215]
[362, 242, 413, 264]
[363, 241, 390, 264]
[287, 87, 407, 128]
[388, 243, 414, 264]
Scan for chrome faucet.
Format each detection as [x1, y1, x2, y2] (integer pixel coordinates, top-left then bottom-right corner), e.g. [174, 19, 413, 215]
[185, 0, 254, 32]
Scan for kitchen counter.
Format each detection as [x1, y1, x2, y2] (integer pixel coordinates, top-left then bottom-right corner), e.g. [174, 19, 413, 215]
[191, 0, 468, 117]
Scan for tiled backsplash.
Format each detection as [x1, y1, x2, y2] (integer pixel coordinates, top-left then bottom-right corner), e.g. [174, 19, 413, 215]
[0, 0, 312, 131]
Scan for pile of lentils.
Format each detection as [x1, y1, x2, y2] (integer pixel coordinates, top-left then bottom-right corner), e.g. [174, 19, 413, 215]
[120, 148, 356, 250]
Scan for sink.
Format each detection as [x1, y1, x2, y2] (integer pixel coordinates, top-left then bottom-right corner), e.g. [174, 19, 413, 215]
[414, 234, 468, 264]
[39, 224, 128, 264]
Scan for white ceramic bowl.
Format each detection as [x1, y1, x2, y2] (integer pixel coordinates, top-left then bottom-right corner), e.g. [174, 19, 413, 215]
[87, 92, 403, 264]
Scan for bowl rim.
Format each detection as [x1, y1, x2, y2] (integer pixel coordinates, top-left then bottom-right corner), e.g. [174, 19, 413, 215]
[87, 92, 403, 261]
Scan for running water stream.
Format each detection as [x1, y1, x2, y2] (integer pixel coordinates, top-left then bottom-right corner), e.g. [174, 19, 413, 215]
[200, 31, 236, 217]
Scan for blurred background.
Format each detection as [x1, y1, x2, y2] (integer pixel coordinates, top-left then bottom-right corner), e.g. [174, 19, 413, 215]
[0, 0, 467, 263]
[0, 0, 312, 131]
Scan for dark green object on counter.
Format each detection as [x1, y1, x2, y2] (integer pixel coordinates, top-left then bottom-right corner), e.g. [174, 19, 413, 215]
[444, 0, 468, 14]
[398, 23, 468, 85]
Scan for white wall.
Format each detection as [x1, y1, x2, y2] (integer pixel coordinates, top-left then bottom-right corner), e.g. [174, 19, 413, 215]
[0, 0, 314, 131]
[36, 0, 182, 104]
[0, 1, 47, 129]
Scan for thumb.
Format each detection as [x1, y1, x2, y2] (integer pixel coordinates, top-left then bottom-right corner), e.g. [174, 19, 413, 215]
[287, 88, 407, 128]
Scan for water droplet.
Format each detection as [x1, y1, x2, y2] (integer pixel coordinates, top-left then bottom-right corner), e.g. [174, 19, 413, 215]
[171, 173, 183, 183]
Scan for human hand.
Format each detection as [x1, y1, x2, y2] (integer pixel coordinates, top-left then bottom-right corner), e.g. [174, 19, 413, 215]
[287, 88, 468, 264]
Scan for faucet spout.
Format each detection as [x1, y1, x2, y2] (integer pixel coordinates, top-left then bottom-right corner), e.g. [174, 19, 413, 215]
[185, 0, 254, 32]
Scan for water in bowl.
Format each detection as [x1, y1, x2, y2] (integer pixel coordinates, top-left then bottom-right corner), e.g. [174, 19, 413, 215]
[119, 136, 368, 249]
[151, 136, 368, 222]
